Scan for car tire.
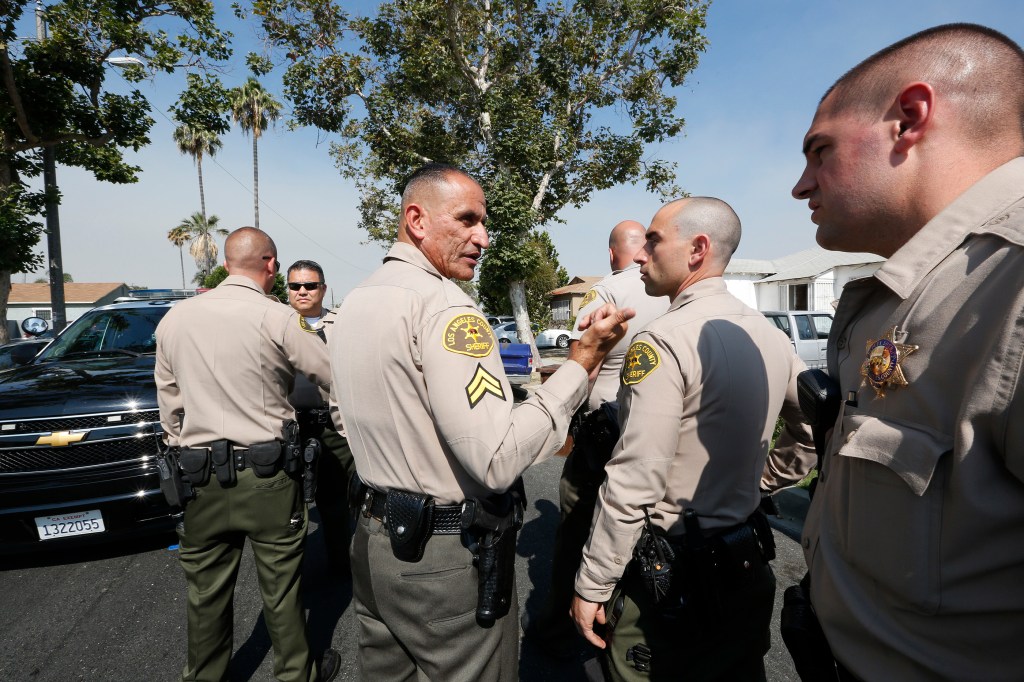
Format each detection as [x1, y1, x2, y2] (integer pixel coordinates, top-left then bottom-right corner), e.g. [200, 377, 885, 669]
[556, 334, 569, 349]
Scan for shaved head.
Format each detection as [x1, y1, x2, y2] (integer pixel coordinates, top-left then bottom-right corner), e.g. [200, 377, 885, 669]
[823, 23, 1024, 151]
[608, 220, 646, 270]
[224, 227, 278, 293]
[662, 197, 741, 271]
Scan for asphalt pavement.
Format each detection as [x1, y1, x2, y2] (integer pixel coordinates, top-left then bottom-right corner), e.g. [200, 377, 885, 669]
[0, 347, 810, 681]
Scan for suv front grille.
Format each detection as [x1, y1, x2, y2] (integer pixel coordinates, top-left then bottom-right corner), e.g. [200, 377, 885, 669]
[0, 437, 156, 474]
[6, 410, 159, 435]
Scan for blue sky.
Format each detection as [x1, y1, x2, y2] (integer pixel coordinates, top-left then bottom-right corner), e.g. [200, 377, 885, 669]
[18, 0, 1024, 303]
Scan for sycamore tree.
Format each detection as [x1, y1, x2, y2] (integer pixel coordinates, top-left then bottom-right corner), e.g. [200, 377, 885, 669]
[479, 229, 568, 328]
[0, 0, 229, 342]
[246, 0, 708, 363]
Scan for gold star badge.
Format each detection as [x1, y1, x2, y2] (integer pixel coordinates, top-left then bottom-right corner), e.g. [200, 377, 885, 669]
[861, 326, 919, 398]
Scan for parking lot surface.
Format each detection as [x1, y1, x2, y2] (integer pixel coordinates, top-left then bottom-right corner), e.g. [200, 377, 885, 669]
[0, 350, 807, 681]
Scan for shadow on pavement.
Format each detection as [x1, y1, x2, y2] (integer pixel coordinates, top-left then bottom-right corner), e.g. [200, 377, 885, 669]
[0, 530, 178, 570]
[517, 498, 598, 681]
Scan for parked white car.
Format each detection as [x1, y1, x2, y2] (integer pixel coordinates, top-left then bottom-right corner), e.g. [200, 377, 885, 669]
[535, 327, 573, 349]
[492, 322, 573, 349]
[762, 311, 833, 370]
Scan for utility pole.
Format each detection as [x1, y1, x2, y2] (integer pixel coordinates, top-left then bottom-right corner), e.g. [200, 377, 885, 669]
[36, 0, 67, 333]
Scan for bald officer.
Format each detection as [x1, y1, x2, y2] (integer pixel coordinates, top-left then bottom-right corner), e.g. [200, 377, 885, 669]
[331, 162, 634, 681]
[571, 198, 815, 681]
[527, 220, 669, 652]
[156, 227, 340, 682]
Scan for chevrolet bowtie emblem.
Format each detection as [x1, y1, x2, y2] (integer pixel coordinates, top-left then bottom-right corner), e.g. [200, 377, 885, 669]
[36, 431, 87, 447]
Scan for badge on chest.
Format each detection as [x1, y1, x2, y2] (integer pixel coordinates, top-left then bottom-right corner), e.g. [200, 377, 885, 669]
[860, 326, 919, 398]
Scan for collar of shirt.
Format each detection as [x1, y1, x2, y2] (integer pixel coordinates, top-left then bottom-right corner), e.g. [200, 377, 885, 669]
[872, 157, 1024, 300]
[384, 241, 443, 280]
[219, 274, 270, 295]
[666, 276, 727, 311]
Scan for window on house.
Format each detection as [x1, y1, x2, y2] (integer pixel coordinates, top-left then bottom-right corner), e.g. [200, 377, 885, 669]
[32, 308, 52, 321]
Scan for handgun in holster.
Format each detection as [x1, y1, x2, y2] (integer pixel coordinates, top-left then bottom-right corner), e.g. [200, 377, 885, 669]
[572, 401, 621, 476]
[281, 419, 302, 476]
[154, 432, 193, 510]
[302, 437, 320, 504]
[461, 479, 526, 624]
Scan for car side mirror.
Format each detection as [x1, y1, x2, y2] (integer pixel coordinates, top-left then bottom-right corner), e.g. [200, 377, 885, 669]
[21, 316, 49, 337]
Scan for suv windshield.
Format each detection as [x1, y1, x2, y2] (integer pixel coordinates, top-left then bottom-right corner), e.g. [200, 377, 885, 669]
[39, 306, 169, 361]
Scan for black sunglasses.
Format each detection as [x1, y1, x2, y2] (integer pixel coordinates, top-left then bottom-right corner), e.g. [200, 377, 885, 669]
[262, 255, 280, 273]
[288, 281, 324, 291]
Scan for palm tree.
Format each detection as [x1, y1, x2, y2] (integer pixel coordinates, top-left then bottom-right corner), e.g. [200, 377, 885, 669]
[172, 122, 222, 226]
[167, 225, 191, 288]
[172, 213, 228, 282]
[228, 78, 281, 229]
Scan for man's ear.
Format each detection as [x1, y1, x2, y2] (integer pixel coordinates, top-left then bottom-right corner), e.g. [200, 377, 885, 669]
[403, 203, 428, 242]
[893, 82, 934, 154]
[689, 234, 711, 267]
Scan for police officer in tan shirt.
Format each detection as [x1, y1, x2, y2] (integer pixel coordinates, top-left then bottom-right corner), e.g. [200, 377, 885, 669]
[155, 227, 340, 682]
[570, 198, 815, 681]
[331, 163, 635, 681]
[527, 220, 669, 653]
[791, 24, 1024, 680]
[286, 259, 356, 575]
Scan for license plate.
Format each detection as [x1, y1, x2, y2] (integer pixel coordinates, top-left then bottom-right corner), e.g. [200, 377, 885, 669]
[35, 509, 105, 541]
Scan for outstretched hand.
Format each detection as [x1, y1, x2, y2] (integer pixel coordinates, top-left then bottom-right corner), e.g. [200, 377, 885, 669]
[569, 303, 636, 375]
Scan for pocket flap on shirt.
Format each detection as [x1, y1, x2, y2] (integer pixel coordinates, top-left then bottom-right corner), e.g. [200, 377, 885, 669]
[838, 414, 952, 496]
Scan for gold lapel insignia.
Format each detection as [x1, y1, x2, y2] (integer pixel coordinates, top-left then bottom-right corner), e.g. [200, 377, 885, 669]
[861, 326, 919, 398]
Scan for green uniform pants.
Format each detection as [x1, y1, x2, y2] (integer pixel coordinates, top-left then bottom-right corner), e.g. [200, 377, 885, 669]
[350, 515, 520, 681]
[299, 419, 356, 572]
[604, 559, 776, 681]
[177, 468, 317, 682]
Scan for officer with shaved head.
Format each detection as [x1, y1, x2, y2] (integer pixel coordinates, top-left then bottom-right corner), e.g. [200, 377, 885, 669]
[156, 227, 340, 681]
[570, 197, 815, 680]
[525, 219, 669, 654]
[330, 163, 635, 680]
[791, 24, 1024, 680]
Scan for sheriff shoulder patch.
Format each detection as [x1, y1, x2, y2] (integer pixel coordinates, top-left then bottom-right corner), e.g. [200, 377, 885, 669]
[621, 340, 661, 385]
[443, 313, 496, 358]
[580, 289, 598, 308]
[297, 316, 318, 334]
[466, 363, 506, 408]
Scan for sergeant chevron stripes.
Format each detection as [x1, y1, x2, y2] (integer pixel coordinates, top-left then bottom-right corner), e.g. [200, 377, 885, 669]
[465, 363, 505, 407]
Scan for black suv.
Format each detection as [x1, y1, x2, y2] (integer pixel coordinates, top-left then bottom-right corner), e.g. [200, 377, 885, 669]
[0, 296, 186, 553]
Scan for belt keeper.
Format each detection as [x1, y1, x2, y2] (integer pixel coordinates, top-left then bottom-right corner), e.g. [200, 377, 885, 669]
[234, 447, 246, 471]
[360, 488, 374, 518]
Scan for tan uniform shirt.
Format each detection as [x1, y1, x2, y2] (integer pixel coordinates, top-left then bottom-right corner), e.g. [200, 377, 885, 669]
[576, 277, 815, 601]
[155, 275, 331, 447]
[804, 158, 1024, 680]
[289, 307, 335, 409]
[331, 242, 589, 504]
[571, 264, 670, 411]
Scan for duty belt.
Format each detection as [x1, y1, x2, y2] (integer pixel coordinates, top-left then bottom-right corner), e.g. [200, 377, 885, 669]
[358, 486, 464, 535]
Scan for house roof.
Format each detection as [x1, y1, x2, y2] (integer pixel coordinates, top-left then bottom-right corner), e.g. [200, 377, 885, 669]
[9, 282, 127, 304]
[548, 276, 602, 296]
[726, 247, 883, 283]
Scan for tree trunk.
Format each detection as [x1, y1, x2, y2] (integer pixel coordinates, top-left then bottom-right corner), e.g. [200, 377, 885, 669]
[252, 136, 260, 229]
[178, 246, 186, 289]
[509, 280, 541, 369]
[0, 271, 10, 345]
[197, 154, 207, 224]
